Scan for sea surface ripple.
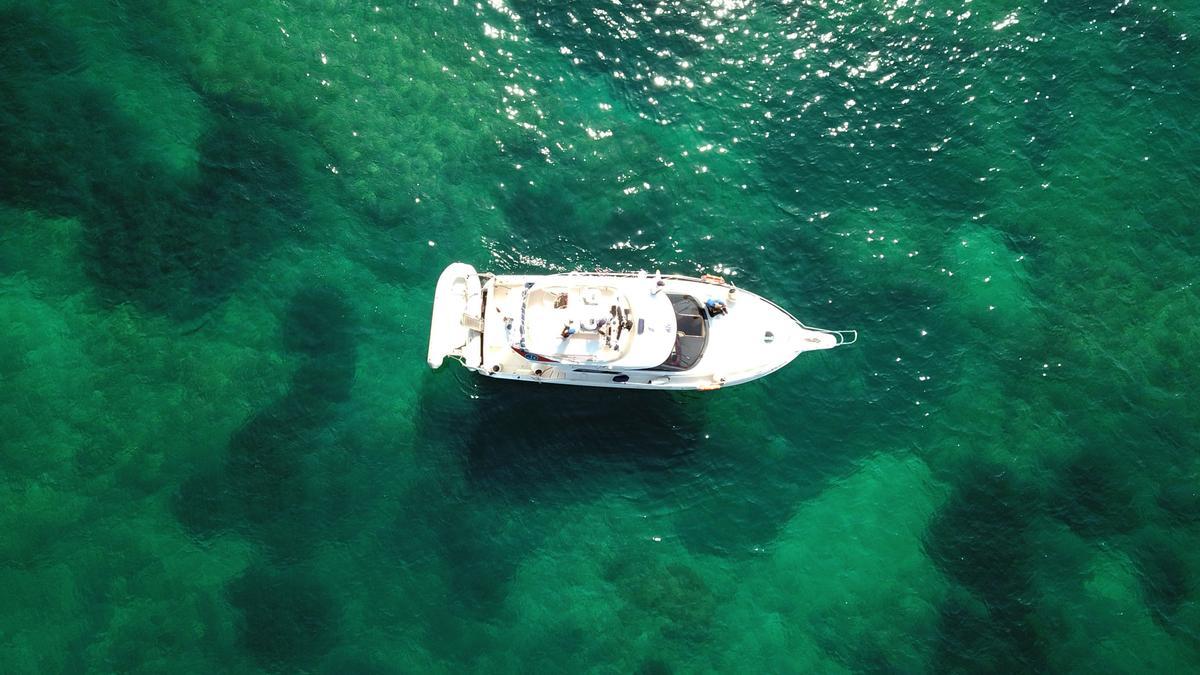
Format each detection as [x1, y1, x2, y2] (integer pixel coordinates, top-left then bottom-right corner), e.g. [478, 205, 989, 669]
[1, 0, 1198, 671]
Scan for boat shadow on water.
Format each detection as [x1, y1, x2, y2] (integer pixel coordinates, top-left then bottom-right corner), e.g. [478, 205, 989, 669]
[415, 369, 710, 503]
[395, 372, 715, 624]
[411, 362, 884, 559]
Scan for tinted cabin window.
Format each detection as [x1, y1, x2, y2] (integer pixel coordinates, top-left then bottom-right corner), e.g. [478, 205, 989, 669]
[651, 295, 709, 371]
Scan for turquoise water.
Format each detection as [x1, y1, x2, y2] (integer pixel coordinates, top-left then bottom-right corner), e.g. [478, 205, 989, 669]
[2, 0, 1198, 670]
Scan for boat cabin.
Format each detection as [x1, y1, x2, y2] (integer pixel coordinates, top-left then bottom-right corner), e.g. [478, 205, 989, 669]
[515, 281, 690, 369]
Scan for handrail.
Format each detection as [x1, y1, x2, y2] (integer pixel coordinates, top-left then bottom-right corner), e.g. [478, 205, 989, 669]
[829, 329, 858, 346]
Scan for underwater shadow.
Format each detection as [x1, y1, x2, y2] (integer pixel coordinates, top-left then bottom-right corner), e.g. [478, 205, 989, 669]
[81, 93, 313, 320]
[924, 465, 1048, 672]
[174, 285, 358, 561]
[227, 563, 341, 670]
[0, 8, 318, 321]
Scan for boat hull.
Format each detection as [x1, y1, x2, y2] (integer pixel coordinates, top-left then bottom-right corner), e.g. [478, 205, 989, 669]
[429, 265, 854, 391]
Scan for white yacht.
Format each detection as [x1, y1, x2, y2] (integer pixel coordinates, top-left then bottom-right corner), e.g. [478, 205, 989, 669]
[427, 263, 855, 390]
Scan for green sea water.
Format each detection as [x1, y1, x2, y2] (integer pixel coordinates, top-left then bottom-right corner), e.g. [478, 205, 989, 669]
[1, 0, 1198, 671]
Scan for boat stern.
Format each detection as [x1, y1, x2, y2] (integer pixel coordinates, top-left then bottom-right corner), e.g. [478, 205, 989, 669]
[427, 263, 484, 369]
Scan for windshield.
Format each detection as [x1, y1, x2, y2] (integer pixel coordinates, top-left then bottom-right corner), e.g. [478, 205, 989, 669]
[649, 294, 708, 371]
